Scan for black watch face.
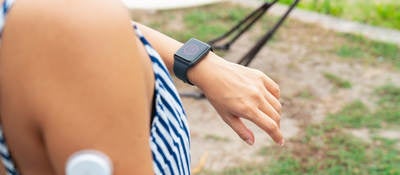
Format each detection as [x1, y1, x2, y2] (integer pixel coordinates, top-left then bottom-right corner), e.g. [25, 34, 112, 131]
[177, 39, 210, 62]
[182, 44, 201, 57]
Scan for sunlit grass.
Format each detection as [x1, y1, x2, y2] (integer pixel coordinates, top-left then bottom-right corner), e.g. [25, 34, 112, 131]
[279, 0, 400, 30]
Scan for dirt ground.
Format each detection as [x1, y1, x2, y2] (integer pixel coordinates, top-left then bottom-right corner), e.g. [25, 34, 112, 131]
[131, 5, 400, 172]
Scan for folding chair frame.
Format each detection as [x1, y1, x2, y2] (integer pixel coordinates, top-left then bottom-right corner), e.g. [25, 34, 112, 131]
[209, 0, 300, 66]
[181, 0, 300, 99]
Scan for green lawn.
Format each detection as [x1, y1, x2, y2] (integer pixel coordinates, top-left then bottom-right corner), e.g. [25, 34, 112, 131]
[201, 84, 400, 175]
[336, 33, 400, 70]
[146, 4, 251, 42]
[278, 0, 400, 30]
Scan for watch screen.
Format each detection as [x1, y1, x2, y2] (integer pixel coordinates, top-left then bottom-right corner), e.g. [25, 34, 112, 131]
[177, 38, 210, 62]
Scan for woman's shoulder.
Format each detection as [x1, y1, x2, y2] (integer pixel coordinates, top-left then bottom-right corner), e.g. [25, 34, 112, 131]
[7, 0, 130, 28]
[0, 0, 155, 121]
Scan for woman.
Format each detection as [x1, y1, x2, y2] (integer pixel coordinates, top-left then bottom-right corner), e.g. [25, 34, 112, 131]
[0, 0, 283, 174]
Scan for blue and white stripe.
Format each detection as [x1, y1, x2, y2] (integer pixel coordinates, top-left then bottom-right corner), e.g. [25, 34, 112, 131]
[133, 24, 191, 175]
[0, 1, 191, 174]
[0, 0, 13, 35]
[0, 128, 18, 175]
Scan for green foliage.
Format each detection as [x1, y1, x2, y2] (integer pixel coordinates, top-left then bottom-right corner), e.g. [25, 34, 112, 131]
[279, 0, 400, 30]
[323, 72, 352, 89]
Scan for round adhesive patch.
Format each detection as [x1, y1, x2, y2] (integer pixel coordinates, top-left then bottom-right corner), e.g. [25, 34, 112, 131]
[66, 150, 113, 175]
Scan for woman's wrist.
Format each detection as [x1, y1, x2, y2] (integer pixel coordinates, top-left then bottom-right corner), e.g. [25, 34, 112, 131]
[186, 52, 227, 89]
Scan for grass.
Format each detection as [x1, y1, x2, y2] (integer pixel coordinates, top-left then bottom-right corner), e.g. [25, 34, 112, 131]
[341, 33, 400, 59]
[296, 90, 314, 99]
[204, 134, 230, 142]
[200, 84, 400, 175]
[136, 4, 247, 42]
[179, 4, 251, 42]
[279, 0, 400, 31]
[136, 3, 280, 44]
[374, 84, 400, 126]
[182, 4, 277, 43]
[336, 45, 365, 58]
[336, 33, 400, 70]
[323, 72, 352, 89]
[325, 84, 400, 129]
[325, 101, 379, 129]
[200, 155, 302, 175]
[376, 84, 400, 108]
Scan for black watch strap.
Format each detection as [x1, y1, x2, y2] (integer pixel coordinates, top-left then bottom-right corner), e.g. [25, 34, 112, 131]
[173, 58, 191, 84]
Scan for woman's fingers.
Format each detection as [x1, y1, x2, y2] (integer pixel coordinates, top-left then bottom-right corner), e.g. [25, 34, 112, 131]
[263, 88, 282, 115]
[259, 97, 281, 128]
[261, 74, 280, 99]
[259, 74, 282, 128]
[223, 115, 255, 145]
[248, 109, 284, 145]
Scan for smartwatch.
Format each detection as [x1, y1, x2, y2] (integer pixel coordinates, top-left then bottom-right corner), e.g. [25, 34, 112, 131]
[174, 38, 212, 85]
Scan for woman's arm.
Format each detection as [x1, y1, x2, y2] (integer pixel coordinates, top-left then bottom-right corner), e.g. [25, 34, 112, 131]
[1, 0, 154, 174]
[135, 23, 284, 145]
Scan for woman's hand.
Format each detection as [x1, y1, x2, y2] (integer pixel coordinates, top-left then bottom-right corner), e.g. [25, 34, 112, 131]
[188, 53, 284, 146]
[132, 23, 283, 146]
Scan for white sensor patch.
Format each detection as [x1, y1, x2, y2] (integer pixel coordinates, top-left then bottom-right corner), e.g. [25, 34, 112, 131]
[66, 150, 113, 175]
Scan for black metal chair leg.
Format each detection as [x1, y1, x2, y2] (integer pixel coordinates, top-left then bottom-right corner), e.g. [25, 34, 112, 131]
[208, 0, 278, 51]
[179, 91, 206, 99]
[238, 0, 300, 66]
[182, 0, 300, 99]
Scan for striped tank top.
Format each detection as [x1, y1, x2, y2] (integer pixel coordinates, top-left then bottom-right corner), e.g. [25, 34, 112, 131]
[0, 1, 191, 174]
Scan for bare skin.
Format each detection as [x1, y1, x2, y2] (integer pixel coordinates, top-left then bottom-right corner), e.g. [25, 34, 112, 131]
[0, 0, 282, 174]
[0, 0, 154, 174]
